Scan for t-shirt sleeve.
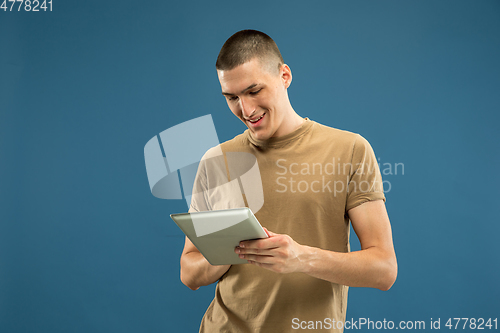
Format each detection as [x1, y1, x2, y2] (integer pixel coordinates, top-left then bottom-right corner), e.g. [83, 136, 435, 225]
[189, 156, 210, 213]
[345, 134, 385, 212]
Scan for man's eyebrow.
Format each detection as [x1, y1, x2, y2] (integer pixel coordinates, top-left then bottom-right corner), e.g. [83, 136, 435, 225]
[222, 83, 259, 96]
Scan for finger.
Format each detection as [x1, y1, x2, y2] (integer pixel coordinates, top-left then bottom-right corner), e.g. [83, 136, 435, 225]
[247, 260, 274, 270]
[240, 236, 281, 250]
[238, 241, 279, 253]
[240, 253, 275, 264]
[264, 228, 278, 237]
[236, 246, 275, 256]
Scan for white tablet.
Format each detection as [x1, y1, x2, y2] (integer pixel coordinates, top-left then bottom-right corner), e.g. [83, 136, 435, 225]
[170, 208, 268, 265]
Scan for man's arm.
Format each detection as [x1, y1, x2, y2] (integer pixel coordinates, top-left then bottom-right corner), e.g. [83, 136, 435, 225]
[180, 237, 231, 290]
[235, 200, 397, 291]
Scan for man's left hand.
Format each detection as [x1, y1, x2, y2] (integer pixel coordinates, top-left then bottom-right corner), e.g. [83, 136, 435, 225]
[235, 228, 309, 274]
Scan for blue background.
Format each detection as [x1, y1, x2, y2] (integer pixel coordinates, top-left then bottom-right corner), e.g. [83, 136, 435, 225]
[1, 0, 499, 332]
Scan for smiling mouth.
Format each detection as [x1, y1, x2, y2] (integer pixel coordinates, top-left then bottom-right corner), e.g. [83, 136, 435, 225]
[247, 113, 266, 123]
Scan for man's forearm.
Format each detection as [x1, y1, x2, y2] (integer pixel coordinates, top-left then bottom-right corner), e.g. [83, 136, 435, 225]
[180, 252, 231, 290]
[237, 201, 397, 290]
[298, 245, 397, 291]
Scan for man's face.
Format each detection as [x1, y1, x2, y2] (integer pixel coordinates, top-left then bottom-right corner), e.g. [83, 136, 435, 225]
[217, 58, 291, 141]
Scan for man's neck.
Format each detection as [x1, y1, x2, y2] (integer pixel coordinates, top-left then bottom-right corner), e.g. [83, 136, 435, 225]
[274, 108, 305, 138]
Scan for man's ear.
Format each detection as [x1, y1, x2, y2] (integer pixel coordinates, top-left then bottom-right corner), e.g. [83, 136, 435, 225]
[280, 64, 292, 89]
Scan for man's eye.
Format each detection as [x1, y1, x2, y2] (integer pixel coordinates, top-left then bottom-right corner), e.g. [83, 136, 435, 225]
[249, 89, 262, 95]
[228, 96, 239, 101]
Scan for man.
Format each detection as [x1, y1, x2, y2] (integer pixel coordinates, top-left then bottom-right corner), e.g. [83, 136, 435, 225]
[180, 30, 397, 332]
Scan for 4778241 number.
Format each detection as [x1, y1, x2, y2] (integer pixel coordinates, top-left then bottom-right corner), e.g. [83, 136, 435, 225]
[1, 0, 52, 11]
[445, 318, 497, 330]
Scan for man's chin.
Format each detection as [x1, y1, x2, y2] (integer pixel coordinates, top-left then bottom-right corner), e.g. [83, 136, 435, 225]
[248, 129, 270, 141]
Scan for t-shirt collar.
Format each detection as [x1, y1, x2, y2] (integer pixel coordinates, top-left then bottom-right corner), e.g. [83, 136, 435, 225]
[245, 117, 312, 148]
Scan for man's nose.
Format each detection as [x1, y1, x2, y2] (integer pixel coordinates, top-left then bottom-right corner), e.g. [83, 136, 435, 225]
[239, 97, 255, 118]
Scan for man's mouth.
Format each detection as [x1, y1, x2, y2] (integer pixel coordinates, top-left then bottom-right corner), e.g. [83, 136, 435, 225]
[247, 113, 266, 125]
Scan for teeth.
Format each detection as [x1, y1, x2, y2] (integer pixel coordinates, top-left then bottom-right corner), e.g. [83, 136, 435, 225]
[249, 114, 265, 123]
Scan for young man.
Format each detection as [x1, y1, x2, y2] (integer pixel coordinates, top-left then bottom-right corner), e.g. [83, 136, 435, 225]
[180, 30, 397, 332]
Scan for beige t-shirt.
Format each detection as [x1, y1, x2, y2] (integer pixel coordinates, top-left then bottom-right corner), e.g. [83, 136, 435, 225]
[190, 119, 385, 333]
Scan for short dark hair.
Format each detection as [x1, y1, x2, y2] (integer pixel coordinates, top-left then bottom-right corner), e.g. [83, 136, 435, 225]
[216, 30, 284, 74]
